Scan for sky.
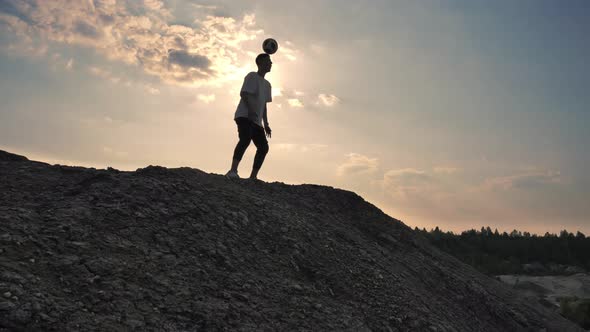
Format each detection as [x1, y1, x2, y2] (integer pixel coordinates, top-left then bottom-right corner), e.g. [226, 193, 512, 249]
[1, 0, 589, 235]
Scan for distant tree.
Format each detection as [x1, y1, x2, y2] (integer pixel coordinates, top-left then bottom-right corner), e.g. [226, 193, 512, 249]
[510, 229, 521, 237]
[422, 226, 590, 276]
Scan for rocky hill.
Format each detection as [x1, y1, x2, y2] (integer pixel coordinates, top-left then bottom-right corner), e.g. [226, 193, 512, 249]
[0, 150, 582, 331]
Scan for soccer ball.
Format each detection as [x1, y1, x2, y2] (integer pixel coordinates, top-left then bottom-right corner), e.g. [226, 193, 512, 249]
[262, 38, 278, 55]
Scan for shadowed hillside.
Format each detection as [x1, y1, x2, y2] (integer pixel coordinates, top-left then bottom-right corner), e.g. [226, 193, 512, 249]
[0, 150, 582, 331]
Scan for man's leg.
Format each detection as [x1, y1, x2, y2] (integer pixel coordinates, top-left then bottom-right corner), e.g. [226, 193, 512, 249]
[228, 118, 252, 175]
[250, 124, 269, 179]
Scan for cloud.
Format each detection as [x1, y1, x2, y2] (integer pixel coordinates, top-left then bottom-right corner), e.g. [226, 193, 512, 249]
[272, 87, 282, 98]
[88, 62, 135, 85]
[316, 93, 341, 107]
[167, 49, 211, 71]
[65, 58, 74, 70]
[88, 66, 122, 84]
[310, 43, 326, 55]
[273, 88, 341, 110]
[483, 171, 562, 191]
[0, 0, 267, 86]
[145, 85, 160, 95]
[280, 40, 299, 61]
[143, 0, 167, 13]
[197, 94, 215, 103]
[433, 166, 461, 174]
[89, 66, 114, 78]
[48, 53, 75, 72]
[191, 4, 218, 11]
[381, 168, 434, 196]
[336, 153, 379, 176]
[73, 20, 101, 39]
[273, 143, 328, 153]
[102, 146, 128, 158]
[287, 98, 304, 108]
[376, 168, 469, 221]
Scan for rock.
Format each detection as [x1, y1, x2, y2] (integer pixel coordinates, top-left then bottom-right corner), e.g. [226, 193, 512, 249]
[3, 292, 12, 298]
[565, 265, 585, 274]
[523, 262, 546, 274]
[232, 292, 249, 302]
[11, 306, 32, 323]
[126, 319, 145, 328]
[0, 301, 16, 311]
[225, 219, 238, 230]
[239, 212, 249, 225]
[1, 271, 25, 283]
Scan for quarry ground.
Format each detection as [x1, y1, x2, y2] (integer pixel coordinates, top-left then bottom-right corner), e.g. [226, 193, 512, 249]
[0, 150, 582, 331]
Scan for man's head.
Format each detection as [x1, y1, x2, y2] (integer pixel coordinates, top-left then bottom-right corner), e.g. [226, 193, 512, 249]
[256, 53, 272, 73]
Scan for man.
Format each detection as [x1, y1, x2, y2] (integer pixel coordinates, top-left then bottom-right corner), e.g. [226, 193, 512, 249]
[225, 53, 273, 180]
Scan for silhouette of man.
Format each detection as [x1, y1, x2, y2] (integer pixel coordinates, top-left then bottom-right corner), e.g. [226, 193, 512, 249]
[225, 53, 273, 180]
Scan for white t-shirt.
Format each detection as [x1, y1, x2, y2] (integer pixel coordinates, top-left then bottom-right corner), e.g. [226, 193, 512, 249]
[234, 72, 272, 127]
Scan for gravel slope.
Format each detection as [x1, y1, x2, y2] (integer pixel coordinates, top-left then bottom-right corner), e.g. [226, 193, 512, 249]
[0, 150, 582, 331]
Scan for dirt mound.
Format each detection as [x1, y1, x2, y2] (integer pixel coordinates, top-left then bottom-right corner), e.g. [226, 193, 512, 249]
[0, 150, 581, 331]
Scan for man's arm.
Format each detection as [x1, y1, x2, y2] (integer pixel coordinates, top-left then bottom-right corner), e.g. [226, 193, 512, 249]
[263, 104, 271, 138]
[263, 104, 269, 127]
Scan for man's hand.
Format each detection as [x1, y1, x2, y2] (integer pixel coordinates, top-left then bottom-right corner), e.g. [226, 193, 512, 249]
[264, 125, 272, 138]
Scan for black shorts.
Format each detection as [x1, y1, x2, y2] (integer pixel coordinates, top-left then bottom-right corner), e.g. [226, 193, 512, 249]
[235, 117, 268, 147]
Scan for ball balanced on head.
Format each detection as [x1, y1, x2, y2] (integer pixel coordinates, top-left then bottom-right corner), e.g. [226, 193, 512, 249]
[262, 38, 278, 55]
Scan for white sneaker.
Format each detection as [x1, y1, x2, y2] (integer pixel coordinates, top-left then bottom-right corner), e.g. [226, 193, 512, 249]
[225, 170, 240, 179]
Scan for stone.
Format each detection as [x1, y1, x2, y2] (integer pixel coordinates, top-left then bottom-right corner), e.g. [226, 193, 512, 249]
[126, 319, 145, 328]
[225, 219, 238, 230]
[0, 301, 16, 311]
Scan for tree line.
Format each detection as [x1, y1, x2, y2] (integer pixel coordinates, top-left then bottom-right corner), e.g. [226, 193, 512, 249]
[415, 226, 590, 275]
